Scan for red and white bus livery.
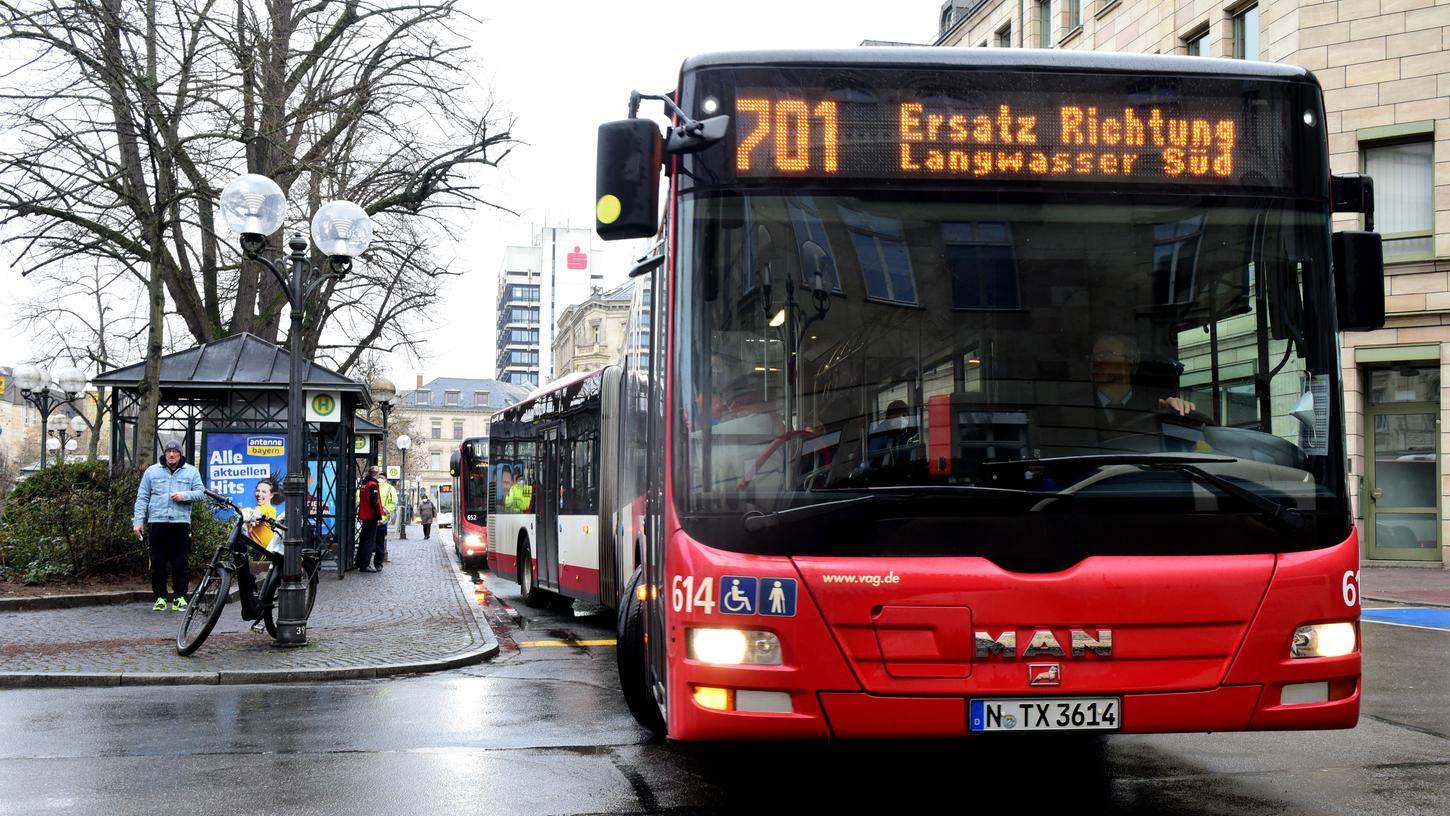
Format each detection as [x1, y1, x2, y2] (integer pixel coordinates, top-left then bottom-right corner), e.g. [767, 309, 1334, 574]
[450, 437, 489, 567]
[585, 49, 1384, 741]
[486, 369, 627, 608]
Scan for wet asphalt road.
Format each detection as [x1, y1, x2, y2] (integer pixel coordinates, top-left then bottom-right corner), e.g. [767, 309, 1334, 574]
[0, 567, 1446, 816]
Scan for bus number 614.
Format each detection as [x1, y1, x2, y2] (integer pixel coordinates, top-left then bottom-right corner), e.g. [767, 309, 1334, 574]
[671, 575, 716, 614]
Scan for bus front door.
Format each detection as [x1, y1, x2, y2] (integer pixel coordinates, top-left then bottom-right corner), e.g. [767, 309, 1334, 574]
[538, 425, 561, 589]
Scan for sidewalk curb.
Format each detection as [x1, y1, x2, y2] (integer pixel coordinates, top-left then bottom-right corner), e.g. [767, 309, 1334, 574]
[1, 586, 242, 613]
[0, 532, 501, 689]
[0, 642, 499, 689]
[1363, 594, 1450, 609]
[0, 591, 154, 612]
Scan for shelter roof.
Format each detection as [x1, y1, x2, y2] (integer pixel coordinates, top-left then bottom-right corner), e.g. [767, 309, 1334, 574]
[93, 333, 367, 400]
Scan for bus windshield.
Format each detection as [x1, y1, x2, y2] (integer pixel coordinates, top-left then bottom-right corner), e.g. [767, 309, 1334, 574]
[674, 190, 1349, 561]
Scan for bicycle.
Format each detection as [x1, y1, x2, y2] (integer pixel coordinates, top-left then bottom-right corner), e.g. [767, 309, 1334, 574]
[176, 488, 322, 655]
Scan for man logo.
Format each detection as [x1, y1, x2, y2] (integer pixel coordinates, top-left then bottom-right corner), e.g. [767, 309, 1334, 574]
[1029, 664, 1061, 686]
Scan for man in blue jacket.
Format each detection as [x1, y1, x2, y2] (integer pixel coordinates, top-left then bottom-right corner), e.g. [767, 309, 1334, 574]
[132, 439, 206, 611]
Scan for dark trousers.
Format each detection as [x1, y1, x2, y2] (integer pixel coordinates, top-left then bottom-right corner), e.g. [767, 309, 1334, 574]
[375, 522, 388, 566]
[148, 522, 191, 599]
[422, 522, 432, 539]
[356, 519, 379, 569]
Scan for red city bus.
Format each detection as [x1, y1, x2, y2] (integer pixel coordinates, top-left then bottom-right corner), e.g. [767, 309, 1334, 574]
[593, 49, 1384, 741]
[451, 437, 489, 567]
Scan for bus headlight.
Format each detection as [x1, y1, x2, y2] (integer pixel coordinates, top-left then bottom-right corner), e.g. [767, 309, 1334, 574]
[1290, 622, 1357, 658]
[688, 628, 782, 665]
[465, 533, 482, 547]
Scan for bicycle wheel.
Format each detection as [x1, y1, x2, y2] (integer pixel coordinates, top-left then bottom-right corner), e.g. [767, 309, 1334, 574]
[176, 563, 232, 656]
[263, 566, 320, 638]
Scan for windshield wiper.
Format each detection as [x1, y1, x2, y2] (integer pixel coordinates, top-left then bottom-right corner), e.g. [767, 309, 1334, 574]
[1008, 454, 1304, 532]
[741, 485, 1021, 533]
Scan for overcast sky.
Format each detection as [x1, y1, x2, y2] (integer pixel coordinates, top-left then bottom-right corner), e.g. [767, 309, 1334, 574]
[2, 0, 947, 388]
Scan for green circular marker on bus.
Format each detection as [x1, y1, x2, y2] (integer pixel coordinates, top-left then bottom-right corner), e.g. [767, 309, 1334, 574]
[596, 194, 622, 225]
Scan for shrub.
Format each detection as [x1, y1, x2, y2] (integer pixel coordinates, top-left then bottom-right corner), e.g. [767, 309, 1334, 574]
[0, 461, 143, 581]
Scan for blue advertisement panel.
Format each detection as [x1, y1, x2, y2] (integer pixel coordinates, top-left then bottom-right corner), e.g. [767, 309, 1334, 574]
[305, 459, 338, 537]
[203, 432, 287, 516]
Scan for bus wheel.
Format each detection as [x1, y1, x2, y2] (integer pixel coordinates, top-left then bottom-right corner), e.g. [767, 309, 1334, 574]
[618, 566, 666, 738]
[517, 538, 546, 607]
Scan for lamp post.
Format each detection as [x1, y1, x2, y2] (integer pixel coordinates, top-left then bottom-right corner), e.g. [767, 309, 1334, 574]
[45, 413, 70, 466]
[220, 172, 373, 647]
[395, 434, 411, 539]
[370, 378, 397, 543]
[371, 377, 396, 473]
[12, 364, 87, 467]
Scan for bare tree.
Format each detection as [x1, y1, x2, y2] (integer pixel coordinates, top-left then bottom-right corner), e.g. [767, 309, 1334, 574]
[16, 262, 155, 460]
[0, 0, 514, 382]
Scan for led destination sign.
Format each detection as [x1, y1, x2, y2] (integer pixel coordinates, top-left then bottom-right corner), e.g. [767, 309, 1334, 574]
[730, 88, 1286, 187]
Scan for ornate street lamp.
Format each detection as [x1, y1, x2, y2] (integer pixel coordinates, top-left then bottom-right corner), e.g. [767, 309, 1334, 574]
[13, 364, 87, 466]
[370, 377, 398, 541]
[46, 413, 70, 466]
[220, 172, 373, 647]
[395, 434, 411, 540]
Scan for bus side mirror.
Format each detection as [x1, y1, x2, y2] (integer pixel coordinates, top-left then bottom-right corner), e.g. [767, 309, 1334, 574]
[1333, 230, 1385, 331]
[596, 119, 663, 241]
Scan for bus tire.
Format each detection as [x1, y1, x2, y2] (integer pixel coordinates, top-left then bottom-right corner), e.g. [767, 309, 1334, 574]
[517, 537, 547, 607]
[618, 565, 666, 738]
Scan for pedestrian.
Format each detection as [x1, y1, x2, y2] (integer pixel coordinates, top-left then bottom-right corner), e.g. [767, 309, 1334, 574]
[132, 438, 205, 611]
[377, 477, 398, 568]
[418, 495, 436, 540]
[355, 465, 384, 573]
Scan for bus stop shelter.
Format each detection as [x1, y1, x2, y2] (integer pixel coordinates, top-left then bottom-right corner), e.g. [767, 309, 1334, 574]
[93, 332, 374, 575]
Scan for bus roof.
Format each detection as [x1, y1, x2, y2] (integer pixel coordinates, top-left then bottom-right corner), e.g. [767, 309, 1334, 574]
[681, 47, 1312, 82]
[511, 368, 607, 409]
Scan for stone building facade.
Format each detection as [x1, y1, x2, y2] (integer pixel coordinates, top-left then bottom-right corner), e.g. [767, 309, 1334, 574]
[393, 376, 529, 517]
[552, 282, 634, 376]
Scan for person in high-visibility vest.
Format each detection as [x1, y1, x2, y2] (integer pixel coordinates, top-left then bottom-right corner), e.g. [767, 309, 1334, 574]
[376, 478, 398, 568]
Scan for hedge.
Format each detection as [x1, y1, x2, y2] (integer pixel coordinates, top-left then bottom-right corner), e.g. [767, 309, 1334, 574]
[0, 461, 229, 585]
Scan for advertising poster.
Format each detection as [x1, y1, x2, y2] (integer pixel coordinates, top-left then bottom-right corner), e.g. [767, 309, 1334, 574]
[304, 459, 338, 537]
[203, 432, 287, 517]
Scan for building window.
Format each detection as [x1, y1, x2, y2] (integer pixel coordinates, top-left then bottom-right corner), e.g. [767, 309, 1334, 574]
[786, 196, 843, 293]
[1364, 140, 1434, 261]
[453, 419, 464, 440]
[473, 390, 489, 406]
[1067, 0, 1082, 31]
[996, 24, 1011, 48]
[431, 418, 442, 439]
[431, 451, 441, 471]
[1233, 4, 1259, 60]
[590, 321, 602, 346]
[1184, 27, 1208, 56]
[839, 206, 918, 304]
[444, 390, 460, 406]
[1153, 215, 1206, 305]
[1037, 0, 1052, 47]
[944, 222, 1019, 310]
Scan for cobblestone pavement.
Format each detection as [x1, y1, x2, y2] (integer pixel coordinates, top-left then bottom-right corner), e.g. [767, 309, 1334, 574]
[0, 525, 497, 683]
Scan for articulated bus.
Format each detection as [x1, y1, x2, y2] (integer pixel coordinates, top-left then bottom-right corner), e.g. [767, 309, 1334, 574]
[583, 49, 1387, 741]
[450, 437, 489, 567]
[487, 369, 625, 607]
